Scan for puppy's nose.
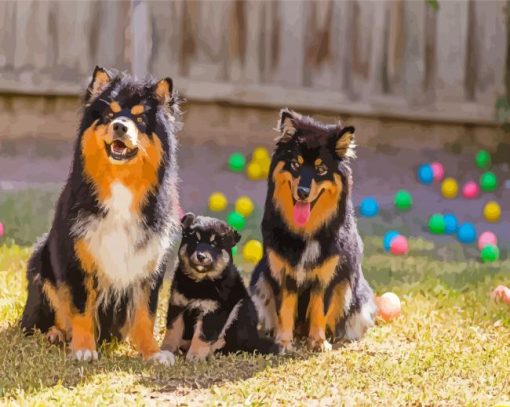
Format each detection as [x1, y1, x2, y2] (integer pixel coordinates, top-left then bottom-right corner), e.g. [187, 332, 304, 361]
[196, 252, 207, 262]
[297, 186, 310, 200]
[112, 121, 128, 137]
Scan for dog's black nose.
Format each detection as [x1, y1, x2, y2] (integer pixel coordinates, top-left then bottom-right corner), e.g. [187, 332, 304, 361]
[297, 186, 310, 200]
[113, 122, 128, 136]
[196, 252, 207, 262]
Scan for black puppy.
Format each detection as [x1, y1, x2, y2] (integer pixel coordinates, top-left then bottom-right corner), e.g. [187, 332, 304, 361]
[162, 214, 279, 361]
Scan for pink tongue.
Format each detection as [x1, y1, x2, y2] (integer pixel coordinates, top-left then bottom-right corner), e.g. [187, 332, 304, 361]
[293, 202, 311, 226]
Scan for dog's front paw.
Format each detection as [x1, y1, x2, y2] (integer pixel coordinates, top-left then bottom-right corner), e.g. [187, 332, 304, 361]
[148, 350, 175, 366]
[186, 346, 211, 363]
[308, 337, 332, 352]
[47, 326, 66, 345]
[72, 349, 98, 362]
[275, 331, 294, 353]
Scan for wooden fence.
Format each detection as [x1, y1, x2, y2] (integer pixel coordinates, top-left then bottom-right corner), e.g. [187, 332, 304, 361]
[0, 0, 507, 124]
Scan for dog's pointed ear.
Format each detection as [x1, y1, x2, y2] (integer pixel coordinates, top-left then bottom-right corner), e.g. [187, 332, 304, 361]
[275, 108, 300, 143]
[180, 212, 195, 230]
[153, 77, 173, 106]
[232, 229, 242, 245]
[87, 66, 112, 102]
[335, 126, 356, 160]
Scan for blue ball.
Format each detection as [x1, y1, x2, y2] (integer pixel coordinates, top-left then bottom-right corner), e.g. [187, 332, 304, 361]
[443, 213, 458, 234]
[417, 164, 434, 185]
[457, 223, 477, 244]
[383, 230, 400, 252]
[359, 197, 379, 217]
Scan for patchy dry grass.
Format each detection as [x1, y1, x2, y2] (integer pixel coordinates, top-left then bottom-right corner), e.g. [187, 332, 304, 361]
[1, 242, 510, 406]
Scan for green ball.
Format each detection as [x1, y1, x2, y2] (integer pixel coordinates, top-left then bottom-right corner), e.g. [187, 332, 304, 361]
[475, 150, 491, 169]
[227, 211, 246, 231]
[232, 246, 238, 256]
[394, 189, 413, 211]
[428, 214, 445, 234]
[480, 244, 499, 263]
[480, 171, 498, 192]
[228, 153, 246, 173]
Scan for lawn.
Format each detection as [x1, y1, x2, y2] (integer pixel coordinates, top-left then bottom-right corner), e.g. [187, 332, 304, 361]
[1, 235, 510, 406]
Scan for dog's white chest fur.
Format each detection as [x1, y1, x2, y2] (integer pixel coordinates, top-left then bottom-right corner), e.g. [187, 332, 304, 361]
[81, 182, 168, 289]
[295, 240, 321, 285]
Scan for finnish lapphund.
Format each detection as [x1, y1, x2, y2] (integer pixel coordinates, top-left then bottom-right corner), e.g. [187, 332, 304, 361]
[20, 66, 181, 365]
[162, 214, 280, 362]
[250, 109, 376, 352]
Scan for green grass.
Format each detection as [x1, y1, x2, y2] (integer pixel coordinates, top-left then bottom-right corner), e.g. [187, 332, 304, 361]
[1, 240, 510, 406]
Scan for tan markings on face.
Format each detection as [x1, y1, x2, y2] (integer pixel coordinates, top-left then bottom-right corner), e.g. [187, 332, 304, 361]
[314, 158, 323, 166]
[272, 160, 343, 236]
[131, 104, 145, 115]
[297, 155, 304, 164]
[81, 123, 163, 211]
[110, 101, 121, 113]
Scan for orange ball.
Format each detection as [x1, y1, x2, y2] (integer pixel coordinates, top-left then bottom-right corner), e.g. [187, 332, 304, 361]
[375, 292, 401, 322]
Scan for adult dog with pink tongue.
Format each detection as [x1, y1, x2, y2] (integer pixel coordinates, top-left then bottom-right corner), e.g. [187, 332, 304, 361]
[250, 109, 376, 352]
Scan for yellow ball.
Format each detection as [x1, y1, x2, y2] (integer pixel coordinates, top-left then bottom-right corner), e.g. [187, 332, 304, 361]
[258, 156, 271, 178]
[235, 196, 254, 217]
[484, 201, 501, 222]
[246, 161, 263, 180]
[243, 239, 263, 264]
[252, 146, 270, 162]
[208, 192, 228, 212]
[441, 177, 458, 199]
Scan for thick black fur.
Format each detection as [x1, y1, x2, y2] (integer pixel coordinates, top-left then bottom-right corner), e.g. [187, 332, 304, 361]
[164, 214, 280, 357]
[20, 67, 181, 344]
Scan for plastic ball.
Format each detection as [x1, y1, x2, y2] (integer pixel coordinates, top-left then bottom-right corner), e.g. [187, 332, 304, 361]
[246, 161, 263, 180]
[0, 222, 3, 238]
[475, 149, 491, 170]
[483, 201, 501, 223]
[228, 152, 246, 173]
[383, 230, 400, 252]
[441, 177, 458, 199]
[252, 146, 270, 162]
[462, 181, 480, 199]
[258, 156, 271, 178]
[478, 231, 497, 250]
[226, 211, 246, 231]
[457, 223, 477, 244]
[231, 246, 238, 256]
[235, 196, 254, 217]
[390, 235, 409, 255]
[417, 164, 434, 185]
[480, 171, 498, 192]
[242, 239, 263, 264]
[443, 213, 458, 234]
[430, 162, 445, 182]
[491, 285, 510, 305]
[375, 292, 401, 322]
[394, 190, 413, 211]
[208, 192, 228, 212]
[480, 244, 499, 263]
[359, 197, 379, 217]
[428, 214, 445, 234]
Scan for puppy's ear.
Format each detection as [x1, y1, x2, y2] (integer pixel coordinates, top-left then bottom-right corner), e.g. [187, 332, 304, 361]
[86, 66, 112, 102]
[180, 212, 195, 230]
[232, 230, 242, 245]
[275, 108, 300, 144]
[335, 126, 356, 160]
[153, 77, 173, 106]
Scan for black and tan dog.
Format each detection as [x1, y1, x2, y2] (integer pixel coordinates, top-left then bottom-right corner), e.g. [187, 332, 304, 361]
[250, 109, 376, 352]
[20, 66, 181, 364]
[162, 214, 280, 362]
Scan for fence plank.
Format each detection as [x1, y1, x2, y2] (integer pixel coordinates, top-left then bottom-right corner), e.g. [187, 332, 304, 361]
[0, 2, 17, 70]
[435, 0, 469, 102]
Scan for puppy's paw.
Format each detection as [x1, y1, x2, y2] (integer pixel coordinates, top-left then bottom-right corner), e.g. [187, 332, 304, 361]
[47, 326, 65, 345]
[275, 331, 294, 353]
[73, 349, 98, 362]
[186, 347, 211, 363]
[148, 350, 175, 366]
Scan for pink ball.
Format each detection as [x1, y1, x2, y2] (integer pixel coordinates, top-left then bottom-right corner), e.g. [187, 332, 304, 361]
[430, 162, 445, 182]
[462, 181, 480, 199]
[0, 222, 4, 238]
[390, 235, 409, 255]
[478, 231, 497, 250]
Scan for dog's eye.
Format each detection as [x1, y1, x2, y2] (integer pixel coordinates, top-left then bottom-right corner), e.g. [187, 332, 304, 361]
[290, 159, 300, 172]
[317, 165, 328, 176]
